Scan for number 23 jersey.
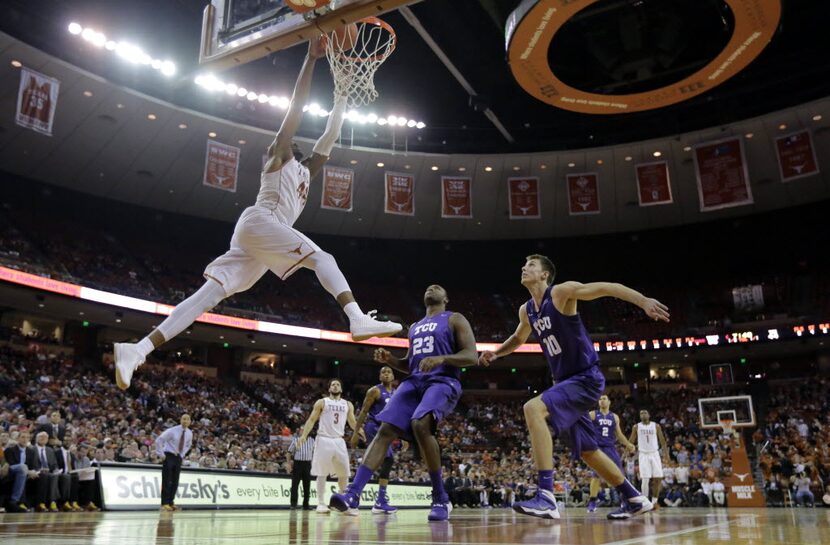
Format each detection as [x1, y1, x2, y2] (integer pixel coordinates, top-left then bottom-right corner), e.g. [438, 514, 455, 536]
[408, 311, 459, 380]
[526, 285, 598, 382]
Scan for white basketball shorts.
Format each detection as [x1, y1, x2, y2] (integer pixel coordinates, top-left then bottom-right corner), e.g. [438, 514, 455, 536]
[638, 451, 664, 479]
[311, 436, 350, 478]
[204, 206, 321, 296]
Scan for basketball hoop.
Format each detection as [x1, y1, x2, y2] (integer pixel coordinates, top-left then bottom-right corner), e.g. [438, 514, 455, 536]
[324, 17, 396, 108]
[719, 418, 735, 436]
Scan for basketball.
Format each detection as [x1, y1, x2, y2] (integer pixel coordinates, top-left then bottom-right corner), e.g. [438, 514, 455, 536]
[328, 23, 359, 50]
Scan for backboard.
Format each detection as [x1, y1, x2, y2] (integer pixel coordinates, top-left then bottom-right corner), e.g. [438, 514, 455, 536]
[698, 395, 756, 430]
[200, 0, 417, 71]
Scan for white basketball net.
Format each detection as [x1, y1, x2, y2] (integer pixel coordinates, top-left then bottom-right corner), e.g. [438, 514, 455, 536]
[325, 18, 396, 109]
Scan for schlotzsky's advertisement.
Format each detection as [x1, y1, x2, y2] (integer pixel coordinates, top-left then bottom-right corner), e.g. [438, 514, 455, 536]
[99, 464, 432, 510]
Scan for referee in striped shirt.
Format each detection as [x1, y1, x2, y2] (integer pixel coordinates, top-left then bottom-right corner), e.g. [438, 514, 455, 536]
[288, 428, 314, 510]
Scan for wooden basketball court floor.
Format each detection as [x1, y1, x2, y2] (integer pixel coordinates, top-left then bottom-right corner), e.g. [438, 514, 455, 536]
[1, 508, 827, 545]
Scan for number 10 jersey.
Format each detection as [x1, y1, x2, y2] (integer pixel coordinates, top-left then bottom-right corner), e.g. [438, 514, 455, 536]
[526, 285, 599, 382]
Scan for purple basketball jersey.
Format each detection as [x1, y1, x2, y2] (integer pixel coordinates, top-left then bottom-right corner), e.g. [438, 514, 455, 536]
[526, 285, 598, 381]
[366, 383, 393, 426]
[594, 411, 616, 448]
[408, 311, 459, 379]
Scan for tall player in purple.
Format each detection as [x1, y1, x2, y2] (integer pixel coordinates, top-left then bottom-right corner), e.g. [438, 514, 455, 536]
[330, 285, 478, 521]
[587, 394, 635, 513]
[351, 366, 398, 514]
[480, 254, 669, 520]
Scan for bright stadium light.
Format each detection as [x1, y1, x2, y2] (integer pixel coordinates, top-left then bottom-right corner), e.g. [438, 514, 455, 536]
[377, 118, 388, 126]
[308, 103, 321, 115]
[68, 22, 82, 35]
[105, 40, 117, 51]
[258, 93, 269, 103]
[407, 119, 416, 128]
[237, 87, 247, 97]
[416, 121, 426, 129]
[386, 115, 397, 125]
[225, 83, 238, 95]
[396, 117, 407, 127]
[367, 113, 378, 123]
[246, 91, 257, 101]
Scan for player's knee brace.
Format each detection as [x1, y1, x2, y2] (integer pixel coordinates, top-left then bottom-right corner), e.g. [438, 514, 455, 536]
[379, 456, 394, 479]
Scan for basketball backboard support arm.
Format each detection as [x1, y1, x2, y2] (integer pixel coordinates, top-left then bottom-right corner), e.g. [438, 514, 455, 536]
[200, 0, 420, 71]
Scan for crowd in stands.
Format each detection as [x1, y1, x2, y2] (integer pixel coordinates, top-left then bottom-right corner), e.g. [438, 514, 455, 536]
[3, 338, 829, 513]
[2, 178, 829, 343]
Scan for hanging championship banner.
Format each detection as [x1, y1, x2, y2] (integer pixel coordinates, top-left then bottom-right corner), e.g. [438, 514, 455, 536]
[321, 166, 354, 211]
[567, 173, 600, 215]
[775, 130, 819, 182]
[15, 67, 60, 136]
[635, 161, 673, 206]
[508, 177, 541, 219]
[693, 137, 753, 212]
[441, 176, 472, 218]
[203, 140, 240, 192]
[384, 172, 415, 216]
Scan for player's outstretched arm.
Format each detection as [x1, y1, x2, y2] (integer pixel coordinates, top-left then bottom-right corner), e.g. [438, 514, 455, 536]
[265, 38, 326, 173]
[478, 305, 533, 366]
[303, 95, 347, 179]
[298, 398, 324, 445]
[350, 387, 379, 448]
[419, 313, 478, 372]
[615, 413, 636, 452]
[373, 347, 410, 375]
[554, 281, 670, 322]
[629, 425, 638, 447]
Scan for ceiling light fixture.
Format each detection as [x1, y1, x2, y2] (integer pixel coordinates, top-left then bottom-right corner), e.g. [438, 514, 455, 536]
[653, 151, 662, 157]
[813, 114, 822, 121]
[484, 166, 493, 172]
[68, 23, 176, 76]
[11, 60, 22, 68]
[376, 162, 384, 167]
[208, 131, 217, 138]
[147, 114, 156, 120]
[431, 166, 439, 171]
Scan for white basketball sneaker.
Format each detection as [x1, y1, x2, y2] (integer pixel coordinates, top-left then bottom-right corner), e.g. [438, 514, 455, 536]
[316, 505, 330, 514]
[350, 310, 402, 342]
[114, 343, 145, 390]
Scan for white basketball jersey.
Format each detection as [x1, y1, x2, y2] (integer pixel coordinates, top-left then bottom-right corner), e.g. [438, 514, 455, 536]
[318, 397, 348, 438]
[637, 422, 659, 453]
[255, 157, 310, 225]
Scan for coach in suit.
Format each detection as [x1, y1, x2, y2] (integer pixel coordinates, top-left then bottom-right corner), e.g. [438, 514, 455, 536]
[36, 411, 66, 444]
[155, 414, 193, 511]
[29, 431, 60, 511]
[55, 438, 82, 511]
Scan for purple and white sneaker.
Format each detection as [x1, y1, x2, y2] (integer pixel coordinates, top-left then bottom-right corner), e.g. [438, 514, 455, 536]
[512, 489, 560, 520]
[586, 498, 598, 513]
[371, 491, 398, 514]
[428, 501, 453, 522]
[329, 491, 360, 516]
[607, 496, 654, 520]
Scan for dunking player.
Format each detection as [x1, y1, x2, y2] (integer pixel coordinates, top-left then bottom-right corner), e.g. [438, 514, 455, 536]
[586, 395, 635, 513]
[630, 409, 668, 507]
[298, 379, 360, 513]
[351, 366, 398, 514]
[113, 37, 401, 389]
[479, 254, 670, 519]
[329, 285, 478, 521]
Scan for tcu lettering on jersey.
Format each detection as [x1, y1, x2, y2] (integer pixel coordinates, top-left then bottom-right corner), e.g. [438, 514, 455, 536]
[532, 316, 563, 357]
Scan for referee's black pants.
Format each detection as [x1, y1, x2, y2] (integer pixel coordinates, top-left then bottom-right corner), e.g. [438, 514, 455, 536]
[290, 460, 312, 508]
[161, 452, 183, 506]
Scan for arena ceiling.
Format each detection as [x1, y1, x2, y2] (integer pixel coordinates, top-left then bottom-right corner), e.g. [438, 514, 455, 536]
[2, 0, 830, 155]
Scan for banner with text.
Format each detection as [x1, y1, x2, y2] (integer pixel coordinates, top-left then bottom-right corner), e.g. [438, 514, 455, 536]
[567, 173, 600, 215]
[99, 464, 432, 510]
[775, 130, 819, 182]
[441, 176, 472, 218]
[16, 67, 60, 136]
[508, 177, 541, 219]
[321, 166, 354, 211]
[635, 161, 673, 206]
[384, 172, 415, 216]
[693, 137, 753, 212]
[203, 140, 240, 192]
